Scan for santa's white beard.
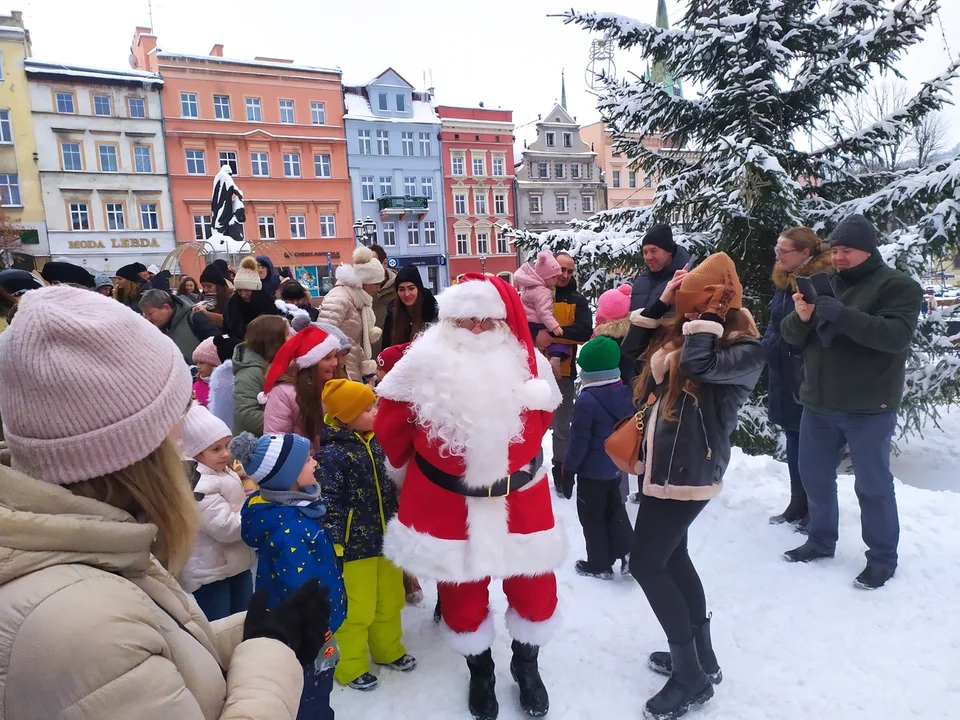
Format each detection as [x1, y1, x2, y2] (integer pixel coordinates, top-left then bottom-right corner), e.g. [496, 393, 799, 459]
[378, 321, 531, 489]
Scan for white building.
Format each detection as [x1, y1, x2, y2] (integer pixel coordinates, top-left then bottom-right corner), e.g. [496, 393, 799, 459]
[25, 61, 174, 273]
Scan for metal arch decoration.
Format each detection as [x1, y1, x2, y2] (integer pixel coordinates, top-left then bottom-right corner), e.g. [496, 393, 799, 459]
[585, 31, 617, 97]
[161, 241, 218, 274]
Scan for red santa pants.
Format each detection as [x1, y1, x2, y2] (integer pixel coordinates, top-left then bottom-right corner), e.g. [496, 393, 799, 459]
[437, 573, 559, 655]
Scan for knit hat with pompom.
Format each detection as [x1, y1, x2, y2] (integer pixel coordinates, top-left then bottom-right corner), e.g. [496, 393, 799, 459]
[595, 284, 632, 327]
[233, 256, 262, 291]
[350, 246, 386, 286]
[230, 431, 311, 491]
[534, 250, 562, 281]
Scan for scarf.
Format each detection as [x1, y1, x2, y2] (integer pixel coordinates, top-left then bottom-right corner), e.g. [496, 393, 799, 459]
[259, 484, 327, 519]
[579, 368, 622, 387]
[342, 285, 380, 367]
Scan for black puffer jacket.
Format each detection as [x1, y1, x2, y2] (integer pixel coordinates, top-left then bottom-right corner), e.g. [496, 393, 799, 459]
[223, 290, 283, 340]
[633, 302, 764, 501]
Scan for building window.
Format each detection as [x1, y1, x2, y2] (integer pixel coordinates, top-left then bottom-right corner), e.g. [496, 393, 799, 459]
[496, 233, 509, 254]
[476, 232, 489, 254]
[419, 132, 431, 156]
[311, 101, 326, 125]
[473, 157, 485, 176]
[320, 215, 336, 237]
[381, 221, 396, 247]
[361, 175, 375, 201]
[218, 150, 238, 175]
[645, 173, 653, 188]
[290, 215, 307, 239]
[452, 154, 465, 176]
[378, 93, 388, 111]
[0, 110, 12, 143]
[421, 176, 433, 199]
[555, 163, 564, 179]
[538, 162, 549, 178]
[140, 203, 159, 230]
[314, 154, 331, 178]
[251, 152, 269, 176]
[474, 192, 487, 216]
[612, 170, 621, 188]
[456, 232, 469, 255]
[133, 145, 153, 173]
[56, 91, 75, 114]
[492, 157, 505, 176]
[407, 223, 420, 246]
[214, 95, 231, 120]
[128, 97, 146, 118]
[283, 153, 301, 177]
[0, 174, 20, 206]
[563, 132, 572, 147]
[193, 214, 212, 239]
[494, 193, 506, 215]
[106, 202, 125, 230]
[61, 142, 82, 171]
[186, 149, 206, 175]
[423, 221, 437, 245]
[98, 144, 119, 172]
[70, 202, 90, 230]
[582, 195, 595, 213]
[180, 92, 198, 118]
[586, 163, 594, 179]
[454, 193, 466, 215]
[379, 176, 393, 196]
[557, 195, 569, 213]
[401, 131, 414, 156]
[403, 176, 417, 196]
[571, 163, 581, 179]
[93, 95, 111, 116]
[246, 98, 262, 122]
[358, 129, 371, 155]
[529, 195, 542, 213]
[376, 130, 389, 155]
[396, 93, 406, 112]
[258, 215, 276, 239]
[279, 99, 295, 124]
[629, 170, 637, 188]
[545, 132, 555, 147]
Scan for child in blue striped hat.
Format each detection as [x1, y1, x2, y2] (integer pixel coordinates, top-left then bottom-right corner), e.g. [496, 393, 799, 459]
[234, 431, 346, 720]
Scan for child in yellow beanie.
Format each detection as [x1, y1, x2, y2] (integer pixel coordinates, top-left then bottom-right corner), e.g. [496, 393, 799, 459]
[316, 379, 415, 691]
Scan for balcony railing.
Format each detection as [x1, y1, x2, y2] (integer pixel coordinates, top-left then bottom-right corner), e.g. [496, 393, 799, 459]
[378, 195, 429, 213]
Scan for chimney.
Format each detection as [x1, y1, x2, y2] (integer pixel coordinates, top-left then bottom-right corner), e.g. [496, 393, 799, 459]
[209, 44, 224, 57]
[132, 27, 158, 72]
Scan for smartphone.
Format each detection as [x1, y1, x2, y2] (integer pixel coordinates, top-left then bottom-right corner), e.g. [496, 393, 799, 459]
[795, 276, 817, 304]
[811, 272, 835, 298]
[683, 254, 698, 272]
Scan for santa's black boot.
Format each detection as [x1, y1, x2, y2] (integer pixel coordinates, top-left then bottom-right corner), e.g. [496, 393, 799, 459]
[648, 616, 722, 684]
[644, 640, 714, 720]
[510, 640, 549, 717]
[465, 649, 499, 720]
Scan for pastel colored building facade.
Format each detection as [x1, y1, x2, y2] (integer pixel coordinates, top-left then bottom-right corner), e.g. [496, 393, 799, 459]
[344, 69, 447, 291]
[132, 28, 353, 286]
[581, 122, 661, 210]
[437, 105, 517, 283]
[26, 61, 173, 272]
[0, 12, 47, 266]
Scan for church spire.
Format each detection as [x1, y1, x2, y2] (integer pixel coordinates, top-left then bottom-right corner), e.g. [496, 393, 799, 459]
[650, 0, 682, 98]
[561, 68, 567, 110]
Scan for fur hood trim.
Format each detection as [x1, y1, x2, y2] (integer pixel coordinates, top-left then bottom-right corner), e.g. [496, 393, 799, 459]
[594, 317, 631, 339]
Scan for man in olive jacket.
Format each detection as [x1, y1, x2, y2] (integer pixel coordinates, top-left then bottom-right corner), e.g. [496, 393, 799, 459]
[780, 215, 922, 591]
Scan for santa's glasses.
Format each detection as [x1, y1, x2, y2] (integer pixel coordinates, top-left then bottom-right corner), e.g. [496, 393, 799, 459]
[456, 317, 499, 331]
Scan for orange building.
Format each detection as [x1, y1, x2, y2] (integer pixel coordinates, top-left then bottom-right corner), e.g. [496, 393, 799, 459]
[580, 122, 661, 211]
[131, 28, 353, 284]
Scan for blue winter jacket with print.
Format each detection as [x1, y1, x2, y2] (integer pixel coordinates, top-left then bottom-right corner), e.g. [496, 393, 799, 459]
[240, 494, 347, 632]
[564, 379, 637, 481]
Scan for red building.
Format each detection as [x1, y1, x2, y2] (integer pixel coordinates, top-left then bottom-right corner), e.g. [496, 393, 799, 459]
[437, 106, 517, 283]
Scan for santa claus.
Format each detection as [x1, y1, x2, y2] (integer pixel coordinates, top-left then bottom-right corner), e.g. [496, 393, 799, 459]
[374, 273, 565, 720]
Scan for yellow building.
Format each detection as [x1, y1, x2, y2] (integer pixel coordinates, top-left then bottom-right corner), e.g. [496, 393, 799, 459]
[0, 11, 47, 267]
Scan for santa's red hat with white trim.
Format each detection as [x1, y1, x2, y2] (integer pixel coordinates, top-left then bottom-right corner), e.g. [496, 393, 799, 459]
[258, 326, 340, 405]
[440, 273, 556, 411]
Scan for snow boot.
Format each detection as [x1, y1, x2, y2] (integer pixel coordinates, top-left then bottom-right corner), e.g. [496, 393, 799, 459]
[510, 640, 549, 717]
[347, 672, 379, 691]
[465, 649, 499, 720]
[643, 640, 714, 720]
[769, 476, 808, 525]
[575, 560, 614, 580]
[648, 616, 722, 685]
[854, 565, 895, 590]
[378, 654, 417, 672]
[552, 463, 573, 500]
[782, 542, 834, 563]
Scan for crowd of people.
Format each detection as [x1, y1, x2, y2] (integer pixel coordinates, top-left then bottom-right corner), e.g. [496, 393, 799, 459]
[0, 212, 921, 720]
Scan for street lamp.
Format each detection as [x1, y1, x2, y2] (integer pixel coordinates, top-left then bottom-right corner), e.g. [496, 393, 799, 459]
[353, 216, 377, 246]
[479, 254, 487, 275]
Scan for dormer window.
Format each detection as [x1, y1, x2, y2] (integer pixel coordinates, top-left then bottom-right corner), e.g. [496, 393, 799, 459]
[378, 93, 388, 111]
[396, 94, 406, 112]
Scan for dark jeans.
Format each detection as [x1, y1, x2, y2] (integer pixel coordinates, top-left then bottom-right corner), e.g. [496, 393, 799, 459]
[299, 666, 334, 720]
[799, 409, 899, 571]
[630, 496, 709, 644]
[785, 428, 808, 514]
[577, 477, 633, 570]
[192, 570, 254, 622]
[552, 376, 576, 496]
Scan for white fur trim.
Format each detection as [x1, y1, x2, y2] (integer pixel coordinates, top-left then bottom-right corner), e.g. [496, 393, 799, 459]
[336, 263, 360, 288]
[275, 299, 310, 326]
[384, 459, 408, 487]
[532, 351, 562, 411]
[505, 607, 560, 647]
[256, 391, 268, 406]
[523, 378, 554, 411]
[682, 319, 724, 337]
[630, 308, 662, 329]
[295, 335, 341, 369]
[444, 613, 495, 656]
[438, 280, 506, 320]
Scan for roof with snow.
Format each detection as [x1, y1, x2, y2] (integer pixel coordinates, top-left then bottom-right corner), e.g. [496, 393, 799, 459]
[156, 52, 340, 75]
[343, 92, 440, 125]
[24, 60, 163, 87]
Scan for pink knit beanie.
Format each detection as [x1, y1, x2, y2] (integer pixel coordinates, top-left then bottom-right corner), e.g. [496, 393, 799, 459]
[0, 285, 192, 485]
[192, 336, 220, 367]
[534, 250, 562, 281]
[596, 284, 633, 327]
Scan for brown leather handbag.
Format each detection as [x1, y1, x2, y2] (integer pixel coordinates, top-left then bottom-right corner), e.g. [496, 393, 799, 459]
[605, 393, 656, 474]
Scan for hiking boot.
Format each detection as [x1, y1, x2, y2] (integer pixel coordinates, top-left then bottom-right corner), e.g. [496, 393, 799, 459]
[575, 560, 614, 581]
[648, 616, 722, 685]
[466, 649, 499, 720]
[854, 565, 895, 590]
[643, 640, 714, 720]
[348, 672, 379, 691]
[783, 542, 834, 563]
[510, 641, 549, 717]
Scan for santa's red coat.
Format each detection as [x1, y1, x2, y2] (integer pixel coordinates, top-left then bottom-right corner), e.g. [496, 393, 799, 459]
[375, 398, 566, 584]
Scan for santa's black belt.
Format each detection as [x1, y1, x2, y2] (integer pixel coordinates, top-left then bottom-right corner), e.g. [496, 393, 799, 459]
[414, 450, 544, 498]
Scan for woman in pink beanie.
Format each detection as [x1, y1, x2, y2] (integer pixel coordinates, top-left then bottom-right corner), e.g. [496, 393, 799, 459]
[514, 249, 570, 376]
[192, 335, 221, 407]
[0, 285, 330, 719]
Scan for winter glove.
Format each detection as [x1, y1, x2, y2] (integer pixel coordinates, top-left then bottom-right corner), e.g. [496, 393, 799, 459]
[243, 578, 332, 666]
[814, 295, 845, 322]
[702, 280, 736, 321]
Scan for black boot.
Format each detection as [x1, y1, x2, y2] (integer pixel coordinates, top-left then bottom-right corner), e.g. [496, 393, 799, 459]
[433, 596, 442, 624]
[465, 650, 499, 720]
[644, 640, 714, 720]
[648, 616, 722, 684]
[769, 476, 808, 525]
[509, 640, 549, 717]
[551, 464, 573, 500]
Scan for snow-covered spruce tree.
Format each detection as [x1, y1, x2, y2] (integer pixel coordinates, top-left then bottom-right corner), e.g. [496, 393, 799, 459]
[517, 0, 960, 453]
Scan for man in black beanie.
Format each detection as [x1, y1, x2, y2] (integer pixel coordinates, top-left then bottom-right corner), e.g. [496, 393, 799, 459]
[40, 261, 96, 289]
[781, 214, 922, 591]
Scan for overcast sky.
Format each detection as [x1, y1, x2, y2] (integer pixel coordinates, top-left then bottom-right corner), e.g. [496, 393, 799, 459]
[11, 0, 960, 150]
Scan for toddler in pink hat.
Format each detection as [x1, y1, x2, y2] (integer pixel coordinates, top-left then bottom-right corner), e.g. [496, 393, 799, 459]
[595, 284, 633, 333]
[192, 336, 221, 407]
[514, 249, 570, 376]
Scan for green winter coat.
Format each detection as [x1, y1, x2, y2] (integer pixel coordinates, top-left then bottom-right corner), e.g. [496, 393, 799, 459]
[162, 295, 212, 366]
[781, 252, 922, 415]
[232, 344, 268, 436]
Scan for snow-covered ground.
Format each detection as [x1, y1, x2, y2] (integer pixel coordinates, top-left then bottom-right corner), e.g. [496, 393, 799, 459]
[331, 430, 960, 719]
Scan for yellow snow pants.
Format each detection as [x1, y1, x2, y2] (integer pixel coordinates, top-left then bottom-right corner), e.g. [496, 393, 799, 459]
[334, 556, 406, 684]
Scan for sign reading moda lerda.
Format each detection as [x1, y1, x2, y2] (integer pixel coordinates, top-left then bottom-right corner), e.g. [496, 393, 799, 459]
[68, 238, 163, 250]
